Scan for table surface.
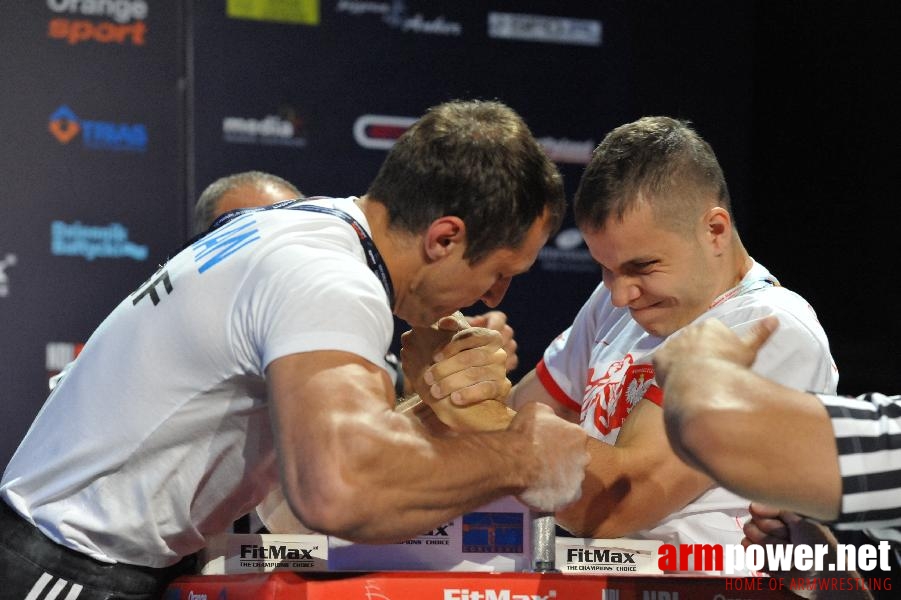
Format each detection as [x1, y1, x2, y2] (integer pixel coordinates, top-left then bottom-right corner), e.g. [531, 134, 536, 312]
[168, 570, 805, 599]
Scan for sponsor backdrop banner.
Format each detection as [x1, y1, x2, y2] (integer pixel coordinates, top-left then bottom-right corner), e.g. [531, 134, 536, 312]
[1, 1, 755, 467]
[0, 1, 184, 464]
[189, 0, 628, 379]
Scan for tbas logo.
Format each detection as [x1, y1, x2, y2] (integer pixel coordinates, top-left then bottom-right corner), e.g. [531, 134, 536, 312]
[444, 590, 557, 600]
[49, 105, 147, 152]
[47, 0, 148, 46]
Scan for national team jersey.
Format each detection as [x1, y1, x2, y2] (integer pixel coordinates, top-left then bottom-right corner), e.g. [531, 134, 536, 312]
[538, 261, 838, 567]
[1, 197, 395, 568]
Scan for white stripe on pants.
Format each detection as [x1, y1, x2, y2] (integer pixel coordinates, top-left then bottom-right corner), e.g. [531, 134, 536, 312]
[23, 572, 82, 600]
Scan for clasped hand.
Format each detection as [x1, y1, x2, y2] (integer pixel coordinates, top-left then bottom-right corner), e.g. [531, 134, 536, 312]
[400, 312, 512, 409]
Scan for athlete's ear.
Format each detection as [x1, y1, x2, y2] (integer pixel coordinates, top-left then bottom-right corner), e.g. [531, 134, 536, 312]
[423, 216, 466, 261]
[704, 207, 732, 254]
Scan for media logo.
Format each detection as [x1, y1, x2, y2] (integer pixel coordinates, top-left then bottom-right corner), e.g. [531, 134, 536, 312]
[48, 105, 148, 152]
[337, 1, 462, 36]
[488, 12, 602, 47]
[0, 253, 17, 297]
[47, 0, 148, 46]
[353, 114, 416, 150]
[51, 220, 149, 261]
[222, 107, 307, 148]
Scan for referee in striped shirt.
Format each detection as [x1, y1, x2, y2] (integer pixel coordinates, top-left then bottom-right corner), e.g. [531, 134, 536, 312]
[651, 316, 898, 595]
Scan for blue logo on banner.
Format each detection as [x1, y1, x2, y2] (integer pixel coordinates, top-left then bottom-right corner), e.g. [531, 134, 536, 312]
[462, 512, 524, 553]
[51, 221, 149, 261]
[48, 105, 148, 152]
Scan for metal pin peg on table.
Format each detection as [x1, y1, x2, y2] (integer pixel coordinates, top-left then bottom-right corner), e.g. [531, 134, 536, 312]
[530, 511, 558, 573]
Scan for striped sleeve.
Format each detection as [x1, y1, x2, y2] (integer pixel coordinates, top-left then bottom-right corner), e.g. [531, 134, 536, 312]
[818, 392, 901, 543]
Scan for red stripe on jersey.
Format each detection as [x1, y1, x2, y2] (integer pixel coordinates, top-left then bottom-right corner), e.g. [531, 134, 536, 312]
[645, 382, 664, 407]
[535, 359, 582, 413]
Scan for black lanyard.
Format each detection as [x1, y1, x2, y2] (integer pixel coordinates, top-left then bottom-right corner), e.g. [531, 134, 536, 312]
[203, 198, 395, 308]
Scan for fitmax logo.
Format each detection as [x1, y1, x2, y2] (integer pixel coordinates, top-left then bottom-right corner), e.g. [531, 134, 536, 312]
[422, 522, 453, 536]
[567, 548, 636, 564]
[239, 545, 315, 560]
[48, 105, 147, 152]
[444, 590, 557, 600]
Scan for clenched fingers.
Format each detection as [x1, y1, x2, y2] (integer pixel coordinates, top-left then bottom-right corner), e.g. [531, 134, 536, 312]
[424, 327, 510, 405]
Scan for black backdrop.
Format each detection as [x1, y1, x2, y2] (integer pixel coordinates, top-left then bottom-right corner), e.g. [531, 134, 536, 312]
[2, 1, 899, 468]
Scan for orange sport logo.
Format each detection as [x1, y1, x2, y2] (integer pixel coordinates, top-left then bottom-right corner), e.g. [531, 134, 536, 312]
[46, 0, 148, 46]
[48, 18, 146, 45]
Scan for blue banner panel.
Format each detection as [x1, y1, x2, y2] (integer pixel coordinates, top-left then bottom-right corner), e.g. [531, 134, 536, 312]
[0, 2, 185, 466]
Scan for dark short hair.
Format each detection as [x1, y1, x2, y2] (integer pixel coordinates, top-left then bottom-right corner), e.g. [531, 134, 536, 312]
[574, 116, 731, 234]
[366, 99, 565, 264]
[193, 171, 302, 235]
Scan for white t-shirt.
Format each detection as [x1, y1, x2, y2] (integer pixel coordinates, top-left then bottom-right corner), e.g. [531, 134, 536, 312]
[539, 261, 838, 568]
[1, 197, 395, 568]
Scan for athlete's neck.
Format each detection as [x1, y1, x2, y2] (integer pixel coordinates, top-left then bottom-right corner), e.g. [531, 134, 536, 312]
[355, 195, 417, 314]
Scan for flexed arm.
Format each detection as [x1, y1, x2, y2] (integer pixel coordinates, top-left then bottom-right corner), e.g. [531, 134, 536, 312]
[266, 347, 588, 543]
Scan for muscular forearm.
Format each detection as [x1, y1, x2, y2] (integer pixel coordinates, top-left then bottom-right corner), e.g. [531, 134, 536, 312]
[555, 433, 713, 538]
[510, 374, 709, 537]
[285, 407, 534, 543]
[413, 370, 691, 539]
[271, 350, 585, 545]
